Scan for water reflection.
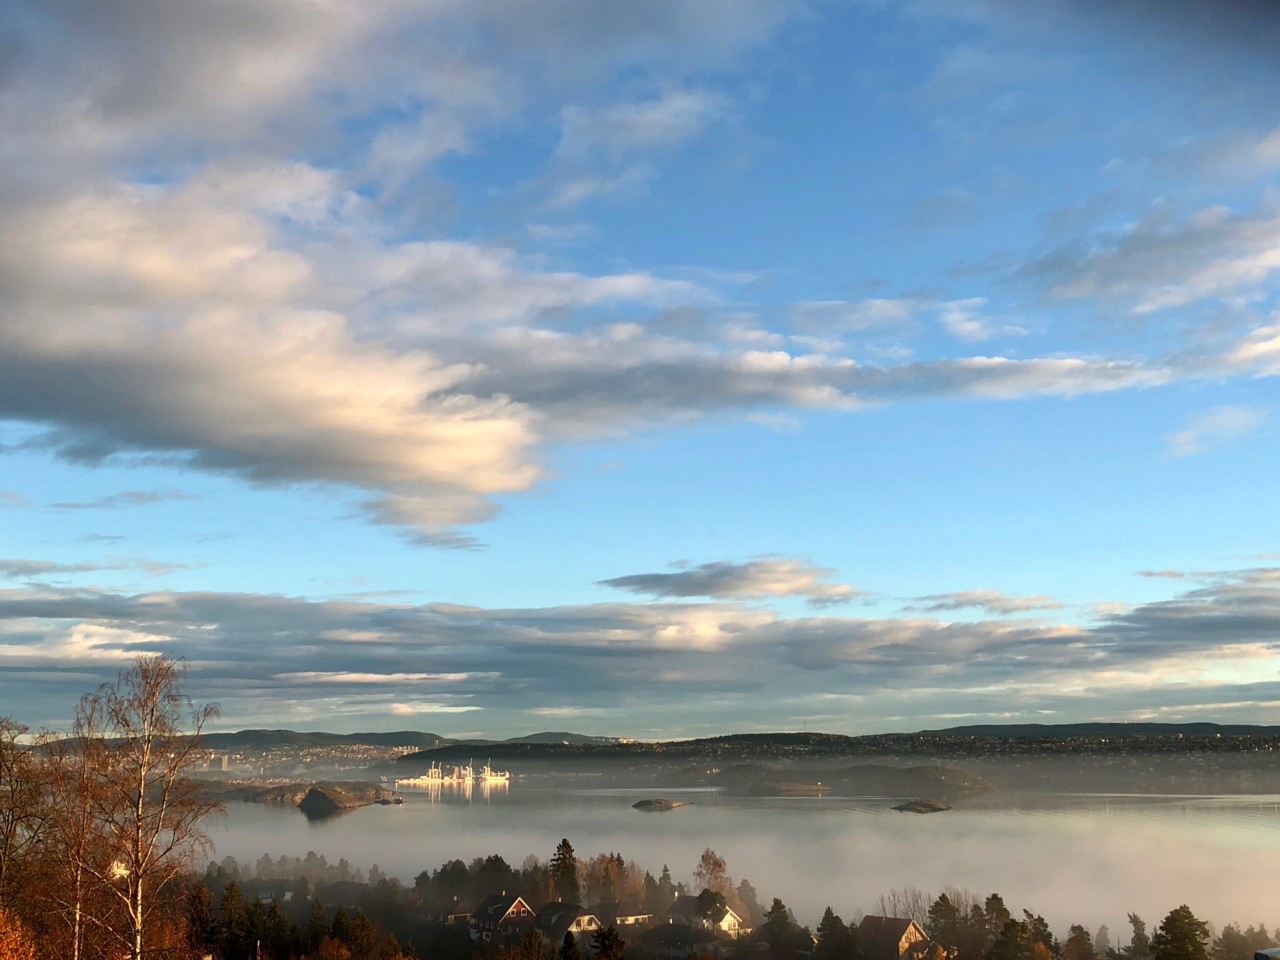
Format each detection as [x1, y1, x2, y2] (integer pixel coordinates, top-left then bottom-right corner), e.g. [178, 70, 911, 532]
[394, 777, 510, 805]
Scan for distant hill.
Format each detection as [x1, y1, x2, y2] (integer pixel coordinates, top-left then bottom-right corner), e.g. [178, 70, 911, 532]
[198, 722, 1280, 759]
[201, 729, 451, 750]
[919, 722, 1280, 739]
[504, 731, 624, 746]
[198, 728, 622, 752]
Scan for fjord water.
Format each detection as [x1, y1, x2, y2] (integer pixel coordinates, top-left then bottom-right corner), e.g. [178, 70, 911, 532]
[209, 784, 1280, 935]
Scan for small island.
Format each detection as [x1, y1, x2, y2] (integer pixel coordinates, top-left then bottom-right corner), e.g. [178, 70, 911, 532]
[632, 798, 688, 812]
[892, 798, 952, 813]
[296, 782, 396, 817]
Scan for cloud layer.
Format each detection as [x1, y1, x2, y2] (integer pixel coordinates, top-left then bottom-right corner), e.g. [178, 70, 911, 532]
[1, 565, 1277, 734]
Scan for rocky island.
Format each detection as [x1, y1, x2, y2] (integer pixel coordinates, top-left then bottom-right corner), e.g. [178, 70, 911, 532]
[297, 781, 396, 817]
[892, 798, 952, 813]
[632, 797, 688, 812]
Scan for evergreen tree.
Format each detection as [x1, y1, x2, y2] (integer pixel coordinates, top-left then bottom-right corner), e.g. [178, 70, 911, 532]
[1064, 926, 1096, 960]
[1119, 915, 1153, 960]
[1096, 927, 1111, 960]
[986, 917, 1030, 960]
[306, 899, 329, 951]
[737, 879, 763, 927]
[765, 898, 791, 930]
[1152, 907, 1210, 960]
[592, 924, 625, 960]
[816, 907, 859, 960]
[1023, 911, 1058, 960]
[1212, 924, 1273, 960]
[642, 872, 661, 914]
[560, 931, 582, 960]
[214, 881, 251, 959]
[928, 894, 961, 949]
[657, 865, 676, 904]
[984, 896, 1012, 944]
[550, 839, 580, 904]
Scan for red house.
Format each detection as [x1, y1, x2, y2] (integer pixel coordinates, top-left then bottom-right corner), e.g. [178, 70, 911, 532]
[470, 893, 535, 944]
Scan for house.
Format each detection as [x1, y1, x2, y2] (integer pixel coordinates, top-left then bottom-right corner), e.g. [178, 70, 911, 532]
[858, 916, 928, 960]
[535, 901, 602, 949]
[666, 895, 745, 936]
[445, 898, 475, 925]
[591, 901, 655, 929]
[470, 893, 535, 943]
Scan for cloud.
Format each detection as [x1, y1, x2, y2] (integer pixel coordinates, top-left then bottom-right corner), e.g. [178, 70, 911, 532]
[1166, 405, 1265, 457]
[0, 491, 29, 508]
[0, 560, 109, 579]
[938, 299, 997, 342]
[0, 163, 1171, 542]
[1019, 203, 1280, 314]
[906, 590, 1062, 615]
[0, 0, 1238, 551]
[790, 298, 920, 332]
[600, 558, 861, 605]
[47, 490, 201, 510]
[0, 557, 191, 581]
[557, 89, 731, 161]
[546, 162, 657, 208]
[3, 564, 1280, 731]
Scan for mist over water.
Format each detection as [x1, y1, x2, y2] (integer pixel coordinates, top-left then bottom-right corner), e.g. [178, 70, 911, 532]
[207, 785, 1280, 936]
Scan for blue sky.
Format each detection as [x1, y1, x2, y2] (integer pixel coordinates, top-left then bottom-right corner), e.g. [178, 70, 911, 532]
[3, 0, 1280, 737]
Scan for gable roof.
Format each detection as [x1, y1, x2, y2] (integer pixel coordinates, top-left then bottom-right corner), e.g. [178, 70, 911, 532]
[859, 916, 922, 959]
[475, 893, 531, 923]
[667, 894, 739, 926]
[535, 902, 596, 941]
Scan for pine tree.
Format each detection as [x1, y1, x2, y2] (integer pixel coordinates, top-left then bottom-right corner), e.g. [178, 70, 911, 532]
[1064, 926, 1096, 960]
[657, 865, 676, 903]
[816, 907, 858, 960]
[550, 839, 580, 904]
[560, 931, 582, 960]
[1096, 926, 1111, 960]
[592, 924, 625, 960]
[927, 894, 961, 948]
[1120, 915, 1153, 960]
[1152, 907, 1210, 960]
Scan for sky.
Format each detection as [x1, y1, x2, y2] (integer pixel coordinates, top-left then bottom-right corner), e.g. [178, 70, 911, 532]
[3, 0, 1280, 738]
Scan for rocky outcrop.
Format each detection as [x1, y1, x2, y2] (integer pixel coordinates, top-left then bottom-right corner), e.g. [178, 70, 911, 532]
[892, 798, 952, 813]
[633, 797, 688, 812]
[295, 782, 395, 817]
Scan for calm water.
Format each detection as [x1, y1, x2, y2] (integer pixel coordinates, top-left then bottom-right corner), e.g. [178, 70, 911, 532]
[207, 782, 1280, 937]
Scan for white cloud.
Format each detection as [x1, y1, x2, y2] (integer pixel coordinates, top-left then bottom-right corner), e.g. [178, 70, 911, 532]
[1166, 405, 1265, 457]
[557, 89, 731, 160]
[938, 298, 996, 341]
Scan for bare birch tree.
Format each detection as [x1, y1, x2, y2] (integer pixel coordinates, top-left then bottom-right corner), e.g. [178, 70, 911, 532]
[39, 694, 116, 960]
[87, 656, 222, 960]
[0, 718, 46, 911]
